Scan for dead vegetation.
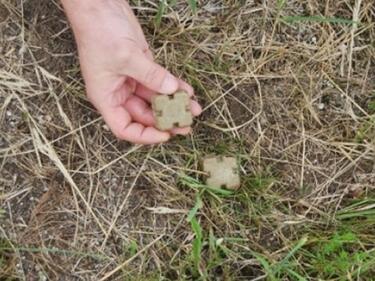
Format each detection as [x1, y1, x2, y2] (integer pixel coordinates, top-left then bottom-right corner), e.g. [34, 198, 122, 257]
[1, 0, 375, 280]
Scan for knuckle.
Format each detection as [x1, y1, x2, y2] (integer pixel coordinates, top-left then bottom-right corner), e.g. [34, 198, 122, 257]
[108, 37, 140, 65]
[144, 65, 164, 86]
[118, 48, 133, 64]
[113, 40, 137, 63]
[112, 127, 125, 139]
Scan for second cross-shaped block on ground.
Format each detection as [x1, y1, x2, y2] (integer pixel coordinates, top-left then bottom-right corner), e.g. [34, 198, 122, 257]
[203, 156, 240, 190]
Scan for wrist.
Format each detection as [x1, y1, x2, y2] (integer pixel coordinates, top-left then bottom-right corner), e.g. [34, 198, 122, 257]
[61, 0, 106, 14]
[61, 0, 108, 46]
[61, 0, 109, 31]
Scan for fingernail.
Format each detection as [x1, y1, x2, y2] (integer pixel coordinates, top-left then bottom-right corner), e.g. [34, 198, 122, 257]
[160, 73, 178, 94]
[161, 132, 171, 142]
[171, 127, 192, 136]
[195, 103, 203, 116]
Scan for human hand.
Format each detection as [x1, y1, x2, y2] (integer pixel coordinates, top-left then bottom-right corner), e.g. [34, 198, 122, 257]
[62, 0, 202, 144]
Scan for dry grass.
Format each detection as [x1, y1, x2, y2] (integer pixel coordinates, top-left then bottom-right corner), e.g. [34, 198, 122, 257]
[1, 0, 375, 280]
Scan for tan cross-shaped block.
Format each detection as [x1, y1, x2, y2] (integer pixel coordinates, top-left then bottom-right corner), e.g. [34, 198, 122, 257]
[152, 91, 193, 131]
[202, 156, 240, 190]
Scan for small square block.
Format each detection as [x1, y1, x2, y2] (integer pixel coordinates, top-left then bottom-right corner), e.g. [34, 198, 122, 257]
[202, 156, 240, 190]
[152, 91, 193, 131]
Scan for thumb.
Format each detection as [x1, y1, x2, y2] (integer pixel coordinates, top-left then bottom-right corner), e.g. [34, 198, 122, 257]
[123, 51, 179, 94]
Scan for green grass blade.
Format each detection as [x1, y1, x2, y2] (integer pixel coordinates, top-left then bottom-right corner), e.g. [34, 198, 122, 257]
[352, 254, 375, 275]
[251, 251, 276, 281]
[274, 237, 308, 275]
[179, 174, 205, 190]
[187, 194, 203, 222]
[286, 268, 307, 281]
[179, 174, 233, 197]
[341, 199, 375, 210]
[191, 217, 203, 269]
[204, 185, 234, 197]
[191, 217, 202, 240]
[336, 200, 375, 219]
[188, 0, 197, 13]
[282, 237, 308, 263]
[282, 16, 359, 25]
[155, 0, 166, 26]
[336, 209, 375, 220]
[277, 0, 286, 10]
[0, 246, 108, 261]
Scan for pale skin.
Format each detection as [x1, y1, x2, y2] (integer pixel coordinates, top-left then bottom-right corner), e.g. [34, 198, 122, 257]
[61, 0, 202, 144]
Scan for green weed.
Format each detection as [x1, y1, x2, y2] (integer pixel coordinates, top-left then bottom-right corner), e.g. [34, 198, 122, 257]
[251, 230, 375, 280]
[306, 231, 375, 280]
[123, 240, 138, 258]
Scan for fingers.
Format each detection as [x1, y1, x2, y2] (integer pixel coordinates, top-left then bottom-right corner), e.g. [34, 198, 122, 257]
[123, 95, 194, 136]
[96, 100, 170, 144]
[95, 92, 194, 141]
[123, 95, 195, 137]
[124, 95, 155, 126]
[135, 79, 194, 98]
[135, 84, 202, 116]
[171, 127, 192, 135]
[120, 123, 170, 144]
[122, 51, 179, 94]
[126, 78, 137, 93]
[177, 79, 194, 97]
[134, 84, 157, 100]
[190, 100, 203, 116]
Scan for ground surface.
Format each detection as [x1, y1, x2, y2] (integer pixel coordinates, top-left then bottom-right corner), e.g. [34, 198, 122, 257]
[1, 0, 375, 280]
